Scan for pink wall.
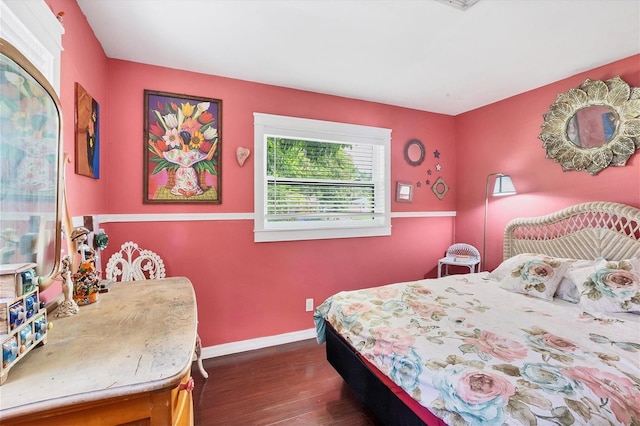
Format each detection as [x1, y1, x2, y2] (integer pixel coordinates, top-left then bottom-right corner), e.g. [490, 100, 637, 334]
[46, 0, 110, 217]
[454, 55, 640, 270]
[102, 60, 457, 345]
[46, 0, 457, 346]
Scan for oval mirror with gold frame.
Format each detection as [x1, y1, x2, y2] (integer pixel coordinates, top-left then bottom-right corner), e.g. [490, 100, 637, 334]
[539, 76, 640, 175]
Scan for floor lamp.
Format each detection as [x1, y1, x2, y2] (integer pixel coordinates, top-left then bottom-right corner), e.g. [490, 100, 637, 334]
[482, 173, 517, 271]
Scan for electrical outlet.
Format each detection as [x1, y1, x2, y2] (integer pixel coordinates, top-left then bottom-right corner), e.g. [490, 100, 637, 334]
[305, 298, 314, 312]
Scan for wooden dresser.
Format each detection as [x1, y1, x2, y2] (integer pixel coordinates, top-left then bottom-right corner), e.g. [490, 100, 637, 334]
[0, 277, 197, 426]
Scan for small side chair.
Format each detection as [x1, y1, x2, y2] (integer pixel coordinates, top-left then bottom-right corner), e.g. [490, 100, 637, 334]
[105, 241, 209, 379]
[437, 243, 481, 278]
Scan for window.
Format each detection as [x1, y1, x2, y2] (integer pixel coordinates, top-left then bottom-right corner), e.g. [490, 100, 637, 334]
[254, 113, 391, 242]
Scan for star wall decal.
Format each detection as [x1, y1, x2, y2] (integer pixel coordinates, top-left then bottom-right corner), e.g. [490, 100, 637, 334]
[435, 163, 442, 171]
[434, 150, 440, 158]
[427, 169, 432, 175]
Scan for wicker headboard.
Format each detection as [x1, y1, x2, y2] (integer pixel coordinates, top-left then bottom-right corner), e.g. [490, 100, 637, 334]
[503, 201, 640, 261]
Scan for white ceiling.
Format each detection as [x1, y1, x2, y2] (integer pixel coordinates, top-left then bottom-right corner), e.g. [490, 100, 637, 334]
[77, 0, 640, 116]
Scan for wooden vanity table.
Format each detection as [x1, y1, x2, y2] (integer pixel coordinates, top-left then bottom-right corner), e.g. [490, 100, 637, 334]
[0, 277, 197, 426]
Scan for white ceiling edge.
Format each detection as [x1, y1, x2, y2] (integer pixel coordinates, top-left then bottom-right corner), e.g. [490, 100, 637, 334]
[77, 0, 640, 116]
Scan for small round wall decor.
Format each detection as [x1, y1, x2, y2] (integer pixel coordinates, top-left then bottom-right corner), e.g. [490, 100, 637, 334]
[431, 176, 449, 200]
[404, 139, 425, 166]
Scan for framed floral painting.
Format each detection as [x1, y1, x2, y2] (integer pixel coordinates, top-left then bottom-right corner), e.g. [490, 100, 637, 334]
[143, 90, 222, 203]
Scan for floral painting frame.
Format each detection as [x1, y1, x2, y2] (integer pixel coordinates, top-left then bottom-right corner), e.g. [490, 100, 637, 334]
[143, 90, 222, 204]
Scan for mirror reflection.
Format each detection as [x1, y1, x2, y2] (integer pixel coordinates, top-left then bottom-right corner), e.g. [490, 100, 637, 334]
[0, 39, 62, 284]
[567, 105, 618, 148]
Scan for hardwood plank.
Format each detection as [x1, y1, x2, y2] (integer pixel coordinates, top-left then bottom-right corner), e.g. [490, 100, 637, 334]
[192, 339, 380, 425]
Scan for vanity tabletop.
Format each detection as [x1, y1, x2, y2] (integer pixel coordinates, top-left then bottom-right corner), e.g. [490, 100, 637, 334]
[0, 277, 197, 420]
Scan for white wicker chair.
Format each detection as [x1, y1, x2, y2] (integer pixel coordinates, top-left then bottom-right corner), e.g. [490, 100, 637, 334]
[105, 241, 165, 281]
[437, 243, 481, 277]
[105, 241, 208, 379]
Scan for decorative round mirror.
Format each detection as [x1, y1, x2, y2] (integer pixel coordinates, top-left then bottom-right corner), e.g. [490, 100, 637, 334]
[539, 76, 640, 175]
[404, 138, 425, 166]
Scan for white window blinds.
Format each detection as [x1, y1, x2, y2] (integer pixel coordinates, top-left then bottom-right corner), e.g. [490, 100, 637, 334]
[254, 113, 391, 242]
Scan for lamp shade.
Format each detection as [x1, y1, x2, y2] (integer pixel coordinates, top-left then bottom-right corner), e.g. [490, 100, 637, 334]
[492, 175, 516, 196]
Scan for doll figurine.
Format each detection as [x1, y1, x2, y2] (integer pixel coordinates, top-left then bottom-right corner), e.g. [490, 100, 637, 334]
[70, 227, 100, 305]
[55, 255, 79, 317]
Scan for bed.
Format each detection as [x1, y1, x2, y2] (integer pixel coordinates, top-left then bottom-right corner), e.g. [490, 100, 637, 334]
[314, 201, 640, 425]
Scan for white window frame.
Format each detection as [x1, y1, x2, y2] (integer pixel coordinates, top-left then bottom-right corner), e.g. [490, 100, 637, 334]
[1, 0, 64, 95]
[254, 113, 391, 243]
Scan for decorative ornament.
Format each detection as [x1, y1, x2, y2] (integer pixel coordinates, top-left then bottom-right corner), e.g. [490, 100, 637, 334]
[93, 231, 109, 250]
[70, 226, 100, 306]
[435, 163, 442, 171]
[404, 139, 425, 166]
[55, 256, 79, 317]
[236, 147, 251, 167]
[431, 176, 449, 200]
[539, 76, 640, 175]
[433, 149, 440, 159]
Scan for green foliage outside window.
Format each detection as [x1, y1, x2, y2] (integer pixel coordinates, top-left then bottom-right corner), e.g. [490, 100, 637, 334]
[266, 137, 375, 220]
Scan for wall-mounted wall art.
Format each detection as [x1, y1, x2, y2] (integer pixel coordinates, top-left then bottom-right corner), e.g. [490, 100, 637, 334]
[144, 90, 222, 203]
[539, 76, 640, 175]
[404, 138, 425, 166]
[431, 176, 449, 200]
[396, 181, 414, 202]
[75, 83, 100, 178]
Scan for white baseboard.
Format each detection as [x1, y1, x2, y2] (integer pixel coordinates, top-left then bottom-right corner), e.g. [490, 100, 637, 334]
[200, 328, 318, 359]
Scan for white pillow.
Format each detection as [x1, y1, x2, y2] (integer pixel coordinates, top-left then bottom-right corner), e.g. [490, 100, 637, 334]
[555, 259, 597, 303]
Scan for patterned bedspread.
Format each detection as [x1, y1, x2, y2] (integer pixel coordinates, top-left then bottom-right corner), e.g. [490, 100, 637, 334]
[314, 273, 640, 426]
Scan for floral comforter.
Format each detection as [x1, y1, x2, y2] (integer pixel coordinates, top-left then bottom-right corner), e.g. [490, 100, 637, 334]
[314, 273, 640, 426]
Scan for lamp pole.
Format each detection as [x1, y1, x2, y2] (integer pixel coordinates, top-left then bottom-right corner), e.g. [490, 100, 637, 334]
[482, 173, 502, 272]
[482, 173, 517, 271]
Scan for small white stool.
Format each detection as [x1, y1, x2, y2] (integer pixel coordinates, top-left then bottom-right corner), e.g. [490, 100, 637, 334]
[437, 243, 481, 277]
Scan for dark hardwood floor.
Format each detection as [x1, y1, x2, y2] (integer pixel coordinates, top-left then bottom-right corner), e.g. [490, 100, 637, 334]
[192, 339, 381, 425]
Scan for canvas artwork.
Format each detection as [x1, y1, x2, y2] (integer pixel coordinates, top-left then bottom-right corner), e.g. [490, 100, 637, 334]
[75, 83, 100, 178]
[144, 90, 222, 204]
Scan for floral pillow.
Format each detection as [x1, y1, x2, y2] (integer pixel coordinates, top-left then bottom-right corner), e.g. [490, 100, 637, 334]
[487, 253, 540, 281]
[570, 258, 640, 314]
[499, 255, 569, 300]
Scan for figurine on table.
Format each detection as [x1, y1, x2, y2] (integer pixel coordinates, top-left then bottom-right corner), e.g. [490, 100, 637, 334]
[70, 227, 100, 305]
[55, 255, 79, 317]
